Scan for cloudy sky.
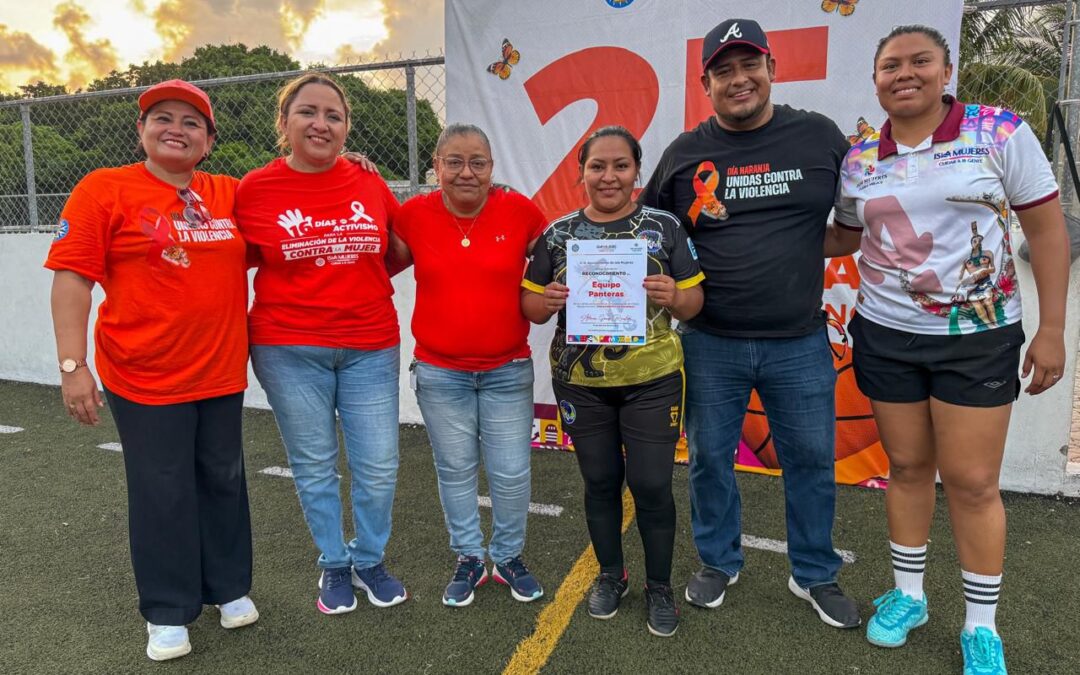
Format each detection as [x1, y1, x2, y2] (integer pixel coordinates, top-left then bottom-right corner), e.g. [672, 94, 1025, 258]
[0, 0, 445, 93]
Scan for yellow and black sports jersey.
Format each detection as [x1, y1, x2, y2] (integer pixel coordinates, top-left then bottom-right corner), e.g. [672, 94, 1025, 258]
[523, 205, 704, 387]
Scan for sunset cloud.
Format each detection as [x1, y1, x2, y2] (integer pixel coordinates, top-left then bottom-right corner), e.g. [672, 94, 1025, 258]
[53, 1, 120, 88]
[372, 0, 443, 58]
[152, 0, 292, 61]
[0, 23, 60, 92]
[0, 0, 447, 95]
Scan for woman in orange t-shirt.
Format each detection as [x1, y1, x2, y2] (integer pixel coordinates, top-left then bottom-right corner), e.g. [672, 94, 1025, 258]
[46, 80, 257, 662]
[390, 124, 547, 608]
[235, 73, 407, 614]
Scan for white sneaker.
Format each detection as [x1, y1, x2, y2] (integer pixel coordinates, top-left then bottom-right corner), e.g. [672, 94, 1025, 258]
[146, 623, 191, 661]
[216, 595, 260, 629]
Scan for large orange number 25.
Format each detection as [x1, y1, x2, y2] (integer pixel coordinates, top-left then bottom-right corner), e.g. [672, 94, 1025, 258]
[524, 47, 659, 220]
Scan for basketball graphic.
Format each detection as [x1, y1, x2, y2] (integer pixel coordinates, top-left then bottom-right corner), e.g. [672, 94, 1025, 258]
[740, 343, 879, 470]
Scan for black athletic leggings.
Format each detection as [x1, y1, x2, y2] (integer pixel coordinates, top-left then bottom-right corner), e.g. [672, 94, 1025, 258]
[105, 388, 252, 626]
[553, 370, 682, 585]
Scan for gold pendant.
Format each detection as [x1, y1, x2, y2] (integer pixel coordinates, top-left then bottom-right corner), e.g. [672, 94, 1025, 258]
[461, 237, 471, 247]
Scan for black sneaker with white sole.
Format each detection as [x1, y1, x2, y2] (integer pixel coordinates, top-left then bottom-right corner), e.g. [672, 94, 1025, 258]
[588, 571, 629, 619]
[644, 583, 679, 637]
[685, 566, 739, 609]
[787, 577, 861, 628]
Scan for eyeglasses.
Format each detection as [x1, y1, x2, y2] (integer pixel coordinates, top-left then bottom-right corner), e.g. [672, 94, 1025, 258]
[437, 156, 492, 173]
[177, 187, 213, 229]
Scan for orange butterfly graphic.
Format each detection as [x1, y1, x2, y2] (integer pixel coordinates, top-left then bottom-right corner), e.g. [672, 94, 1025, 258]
[846, 116, 876, 145]
[487, 38, 520, 80]
[822, 0, 859, 16]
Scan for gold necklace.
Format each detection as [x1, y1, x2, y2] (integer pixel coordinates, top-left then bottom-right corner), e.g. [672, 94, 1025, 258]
[444, 193, 487, 248]
[449, 212, 478, 247]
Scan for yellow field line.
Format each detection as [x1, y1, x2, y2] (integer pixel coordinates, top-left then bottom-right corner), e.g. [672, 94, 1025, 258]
[503, 489, 636, 675]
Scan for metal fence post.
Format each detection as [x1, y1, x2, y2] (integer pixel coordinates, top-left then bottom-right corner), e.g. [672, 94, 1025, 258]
[19, 103, 37, 227]
[1064, 3, 1080, 213]
[405, 64, 419, 194]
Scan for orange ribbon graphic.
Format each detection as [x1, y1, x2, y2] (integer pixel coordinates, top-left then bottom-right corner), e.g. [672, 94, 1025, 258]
[689, 161, 728, 224]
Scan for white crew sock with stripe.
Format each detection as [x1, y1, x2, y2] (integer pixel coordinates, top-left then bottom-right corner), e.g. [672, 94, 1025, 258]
[890, 541, 927, 601]
[962, 570, 1001, 634]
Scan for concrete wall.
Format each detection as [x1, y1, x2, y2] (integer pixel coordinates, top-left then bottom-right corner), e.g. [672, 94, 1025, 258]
[3, 232, 1078, 495]
[0, 233, 423, 423]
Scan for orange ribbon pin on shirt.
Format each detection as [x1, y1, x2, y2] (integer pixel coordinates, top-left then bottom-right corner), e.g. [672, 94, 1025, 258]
[689, 161, 729, 224]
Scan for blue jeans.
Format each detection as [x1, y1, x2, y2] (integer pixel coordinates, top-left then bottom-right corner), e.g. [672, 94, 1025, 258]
[413, 358, 534, 562]
[679, 325, 842, 588]
[251, 344, 400, 570]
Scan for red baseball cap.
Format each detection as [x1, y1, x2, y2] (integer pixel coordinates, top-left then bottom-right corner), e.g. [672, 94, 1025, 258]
[138, 79, 216, 134]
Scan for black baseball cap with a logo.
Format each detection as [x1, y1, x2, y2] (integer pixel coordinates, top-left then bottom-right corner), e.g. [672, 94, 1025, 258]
[701, 18, 771, 71]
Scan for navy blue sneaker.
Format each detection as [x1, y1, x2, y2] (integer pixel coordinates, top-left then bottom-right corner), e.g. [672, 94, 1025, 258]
[317, 567, 357, 615]
[493, 556, 544, 602]
[352, 562, 407, 607]
[443, 555, 489, 607]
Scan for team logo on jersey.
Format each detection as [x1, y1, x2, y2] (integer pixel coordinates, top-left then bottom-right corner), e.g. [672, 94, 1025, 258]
[559, 400, 577, 425]
[53, 219, 69, 241]
[863, 164, 875, 177]
[639, 229, 663, 254]
[934, 145, 991, 167]
[605, 0, 635, 7]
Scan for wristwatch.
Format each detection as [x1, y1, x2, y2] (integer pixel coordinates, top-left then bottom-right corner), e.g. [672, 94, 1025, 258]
[59, 358, 87, 373]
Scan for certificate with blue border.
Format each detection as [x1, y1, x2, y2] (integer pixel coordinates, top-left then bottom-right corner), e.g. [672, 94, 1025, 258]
[565, 239, 647, 345]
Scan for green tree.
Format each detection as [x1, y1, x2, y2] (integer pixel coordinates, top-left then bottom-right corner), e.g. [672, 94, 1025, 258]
[958, 5, 1066, 140]
[0, 44, 444, 224]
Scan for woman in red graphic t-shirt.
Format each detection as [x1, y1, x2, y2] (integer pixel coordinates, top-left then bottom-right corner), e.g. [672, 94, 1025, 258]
[235, 72, 406, 615]
[389, 124, 548, 608]
[46, 80, 257, 662]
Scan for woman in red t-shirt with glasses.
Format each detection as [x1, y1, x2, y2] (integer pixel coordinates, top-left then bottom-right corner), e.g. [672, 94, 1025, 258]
[389, 124, 547, 608]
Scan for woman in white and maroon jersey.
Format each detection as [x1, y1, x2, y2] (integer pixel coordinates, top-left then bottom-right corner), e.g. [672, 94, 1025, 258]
[825, 25, 1069, 674]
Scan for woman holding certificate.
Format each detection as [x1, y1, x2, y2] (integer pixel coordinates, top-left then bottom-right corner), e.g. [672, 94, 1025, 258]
[522, 126, 704, 638]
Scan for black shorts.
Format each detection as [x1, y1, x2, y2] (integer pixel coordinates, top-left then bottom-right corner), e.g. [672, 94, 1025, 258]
[552, 370, 684, 446]
[848, 313, 1025, 408]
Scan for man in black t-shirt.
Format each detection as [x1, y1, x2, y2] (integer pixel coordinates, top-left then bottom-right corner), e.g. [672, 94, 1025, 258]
[639, 17, 859, 628]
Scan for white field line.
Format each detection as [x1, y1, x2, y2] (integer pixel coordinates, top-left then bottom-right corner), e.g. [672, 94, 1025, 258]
[477, 495, 563, 517]
[97, 442, 122, 452]
[0, 425, 24, 433]
[258, 465, 342, 479]
[742, 534, 857, 564]
[259, 466, 293, 478]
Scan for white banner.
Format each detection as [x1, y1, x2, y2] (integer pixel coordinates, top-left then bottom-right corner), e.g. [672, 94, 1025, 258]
[446, 0, 963, 478]
[447, 0, 962, 219]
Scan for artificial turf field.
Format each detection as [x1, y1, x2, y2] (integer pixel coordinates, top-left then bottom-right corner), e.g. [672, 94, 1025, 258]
[1, 379, 1078, 675]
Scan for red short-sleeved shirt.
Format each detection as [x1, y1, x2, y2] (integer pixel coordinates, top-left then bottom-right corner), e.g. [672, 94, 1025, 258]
[236, 157, 401, 350]
[394, 186, 547, 371]
[44, 163, 249, 405]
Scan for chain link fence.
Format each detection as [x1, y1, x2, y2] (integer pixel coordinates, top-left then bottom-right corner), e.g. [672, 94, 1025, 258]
[0, 3, 1076, 233]
[0, 56, 445, 231]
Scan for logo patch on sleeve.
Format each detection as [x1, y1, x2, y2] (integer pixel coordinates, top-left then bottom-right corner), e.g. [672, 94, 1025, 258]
[53, 219, 69, 241]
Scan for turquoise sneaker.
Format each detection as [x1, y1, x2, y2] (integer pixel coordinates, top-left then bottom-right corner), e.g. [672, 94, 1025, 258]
[961, 627, 1007, 674]
[865, 588, 928, 648]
